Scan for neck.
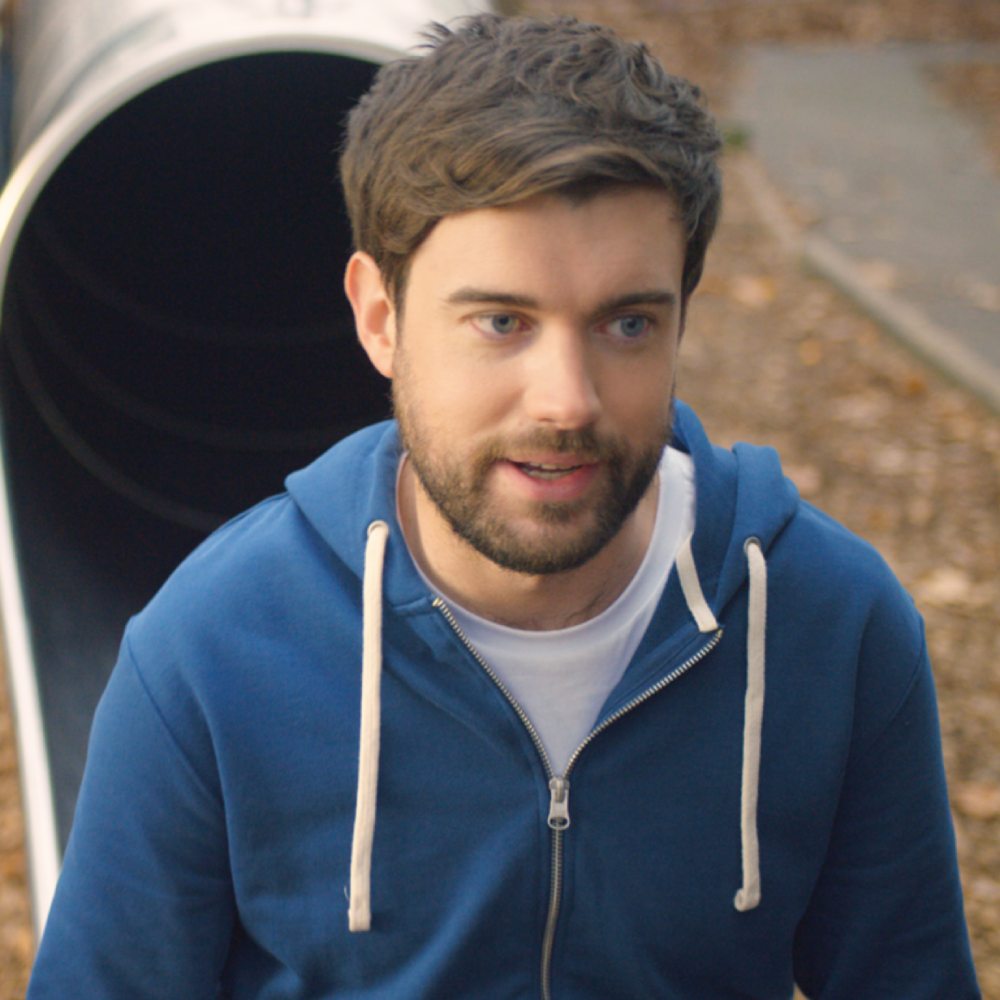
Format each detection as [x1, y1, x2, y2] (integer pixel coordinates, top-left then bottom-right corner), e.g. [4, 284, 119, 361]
[398, 460, 659, 631]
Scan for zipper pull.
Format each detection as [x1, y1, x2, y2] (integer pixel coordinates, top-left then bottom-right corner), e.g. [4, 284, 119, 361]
[548, 776, 571, 830]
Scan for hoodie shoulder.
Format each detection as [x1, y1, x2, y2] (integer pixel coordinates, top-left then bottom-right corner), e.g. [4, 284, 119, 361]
[673, 402, 911, 615]
[128, 490, 334, 653]
[781, 496, 918, 618]
[674, 403, 925, 718]
[286, 420, 401, 558]
[127, 423, 399, 669]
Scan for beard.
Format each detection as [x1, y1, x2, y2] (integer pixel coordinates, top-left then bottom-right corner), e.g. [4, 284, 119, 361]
[393, 379, 672, 577]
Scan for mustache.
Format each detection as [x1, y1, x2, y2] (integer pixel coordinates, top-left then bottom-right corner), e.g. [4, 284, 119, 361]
[478, 428, 613, 463]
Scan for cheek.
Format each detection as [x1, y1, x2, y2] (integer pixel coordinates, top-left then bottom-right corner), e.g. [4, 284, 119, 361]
[429, 360, 518, 425]
[604, 363, 676, 430]
[405, 369, 513, 439]
[448, 386, 513, 434]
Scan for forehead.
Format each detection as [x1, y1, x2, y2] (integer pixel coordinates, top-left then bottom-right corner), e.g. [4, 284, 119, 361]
[404, 188, 686, 311]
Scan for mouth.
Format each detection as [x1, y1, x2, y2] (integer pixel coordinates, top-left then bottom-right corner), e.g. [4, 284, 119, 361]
[499, 457, 601, 503]
[513, 461, 589, 481]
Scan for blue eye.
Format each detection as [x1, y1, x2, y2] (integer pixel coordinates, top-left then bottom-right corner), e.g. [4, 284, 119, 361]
[489, 314, 520, 335]
[471, 313, 525, 337]
[608, 315, 651, 340]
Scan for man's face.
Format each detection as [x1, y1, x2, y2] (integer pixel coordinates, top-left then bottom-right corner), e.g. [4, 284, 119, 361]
[360, 187, 686, 576]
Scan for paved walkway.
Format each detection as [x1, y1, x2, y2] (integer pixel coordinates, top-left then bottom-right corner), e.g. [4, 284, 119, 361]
[732, 42, 1000, 411]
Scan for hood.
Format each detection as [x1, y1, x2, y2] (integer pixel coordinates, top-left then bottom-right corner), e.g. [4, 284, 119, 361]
[285, 400, 800, 613]
[285, 400, 801, 928]
[671, 400, 799, 616]
[286, 419, 425, 610]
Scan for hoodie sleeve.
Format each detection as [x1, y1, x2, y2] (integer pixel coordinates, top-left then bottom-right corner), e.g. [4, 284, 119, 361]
[792, 630, 980, 998]
[27, 636, 234, 999]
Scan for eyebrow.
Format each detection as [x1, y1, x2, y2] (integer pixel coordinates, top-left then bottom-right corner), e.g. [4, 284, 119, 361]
[444, 288, 678, 312]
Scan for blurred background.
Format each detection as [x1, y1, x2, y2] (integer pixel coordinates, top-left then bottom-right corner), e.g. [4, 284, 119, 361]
[1, 0, 998, 995]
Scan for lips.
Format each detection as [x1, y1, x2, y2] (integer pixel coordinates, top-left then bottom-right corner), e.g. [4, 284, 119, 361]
[499, 457, 600, 502]
[514, 461, 587, 480]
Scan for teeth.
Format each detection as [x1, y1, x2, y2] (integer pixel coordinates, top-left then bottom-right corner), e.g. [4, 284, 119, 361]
[520, 462, 580, 479]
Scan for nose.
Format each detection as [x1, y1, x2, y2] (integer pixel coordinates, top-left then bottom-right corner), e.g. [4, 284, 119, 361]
[522, 327, 601, 430]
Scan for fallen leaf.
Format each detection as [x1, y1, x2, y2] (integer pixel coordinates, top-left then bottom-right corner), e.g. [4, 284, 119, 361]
[954, 782, 1000, 820]
[798, 339, 824, 366]
[784, 463, 823, 497]
[729, 274, 777, 308]
[914, 567, 991, 609]
[895, 372, 929, 397]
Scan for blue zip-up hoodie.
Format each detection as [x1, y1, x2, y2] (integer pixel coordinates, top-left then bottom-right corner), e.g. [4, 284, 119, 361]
[29, 403, 979, 998]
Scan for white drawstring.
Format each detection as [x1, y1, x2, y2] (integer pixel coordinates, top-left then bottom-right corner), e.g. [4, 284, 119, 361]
[676, 534, 719, 633]
[347, 524, 766, 924]
[679, 531, 766, 910]
[734, 538, 767, 912]
[348, 520, 390, 933]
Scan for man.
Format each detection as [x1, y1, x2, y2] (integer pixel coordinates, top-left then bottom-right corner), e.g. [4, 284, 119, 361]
[28, 13, 979, 998]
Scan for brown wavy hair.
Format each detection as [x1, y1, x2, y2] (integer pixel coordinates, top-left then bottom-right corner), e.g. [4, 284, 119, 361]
[340, 14, 723, 310]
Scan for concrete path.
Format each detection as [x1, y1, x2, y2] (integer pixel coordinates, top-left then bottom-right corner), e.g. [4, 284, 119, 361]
[732, 42, 1000, 411]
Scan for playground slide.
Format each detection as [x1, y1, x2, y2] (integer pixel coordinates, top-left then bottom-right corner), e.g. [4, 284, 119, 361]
[0, 0, 483, 933]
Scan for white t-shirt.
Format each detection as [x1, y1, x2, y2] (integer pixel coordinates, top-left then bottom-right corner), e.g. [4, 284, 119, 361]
[406, 447, 695, 775]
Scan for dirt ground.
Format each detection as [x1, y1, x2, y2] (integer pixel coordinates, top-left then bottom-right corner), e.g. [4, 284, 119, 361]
[1, 0, 998, 996]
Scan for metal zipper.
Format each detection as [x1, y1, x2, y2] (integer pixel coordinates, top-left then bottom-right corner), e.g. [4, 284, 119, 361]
[539, 801, 565, 1000]
[432, 597, 556, 775]
[540, 628, 723, 1000]
[561, 628, 723, 779]
[433, 596, 722, 1000]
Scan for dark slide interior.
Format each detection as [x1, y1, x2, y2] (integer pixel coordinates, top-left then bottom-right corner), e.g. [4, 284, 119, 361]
[0, 50, 387, 846]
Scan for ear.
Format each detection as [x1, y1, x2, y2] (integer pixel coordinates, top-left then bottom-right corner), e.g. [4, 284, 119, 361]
[344, 251, 397, 379]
